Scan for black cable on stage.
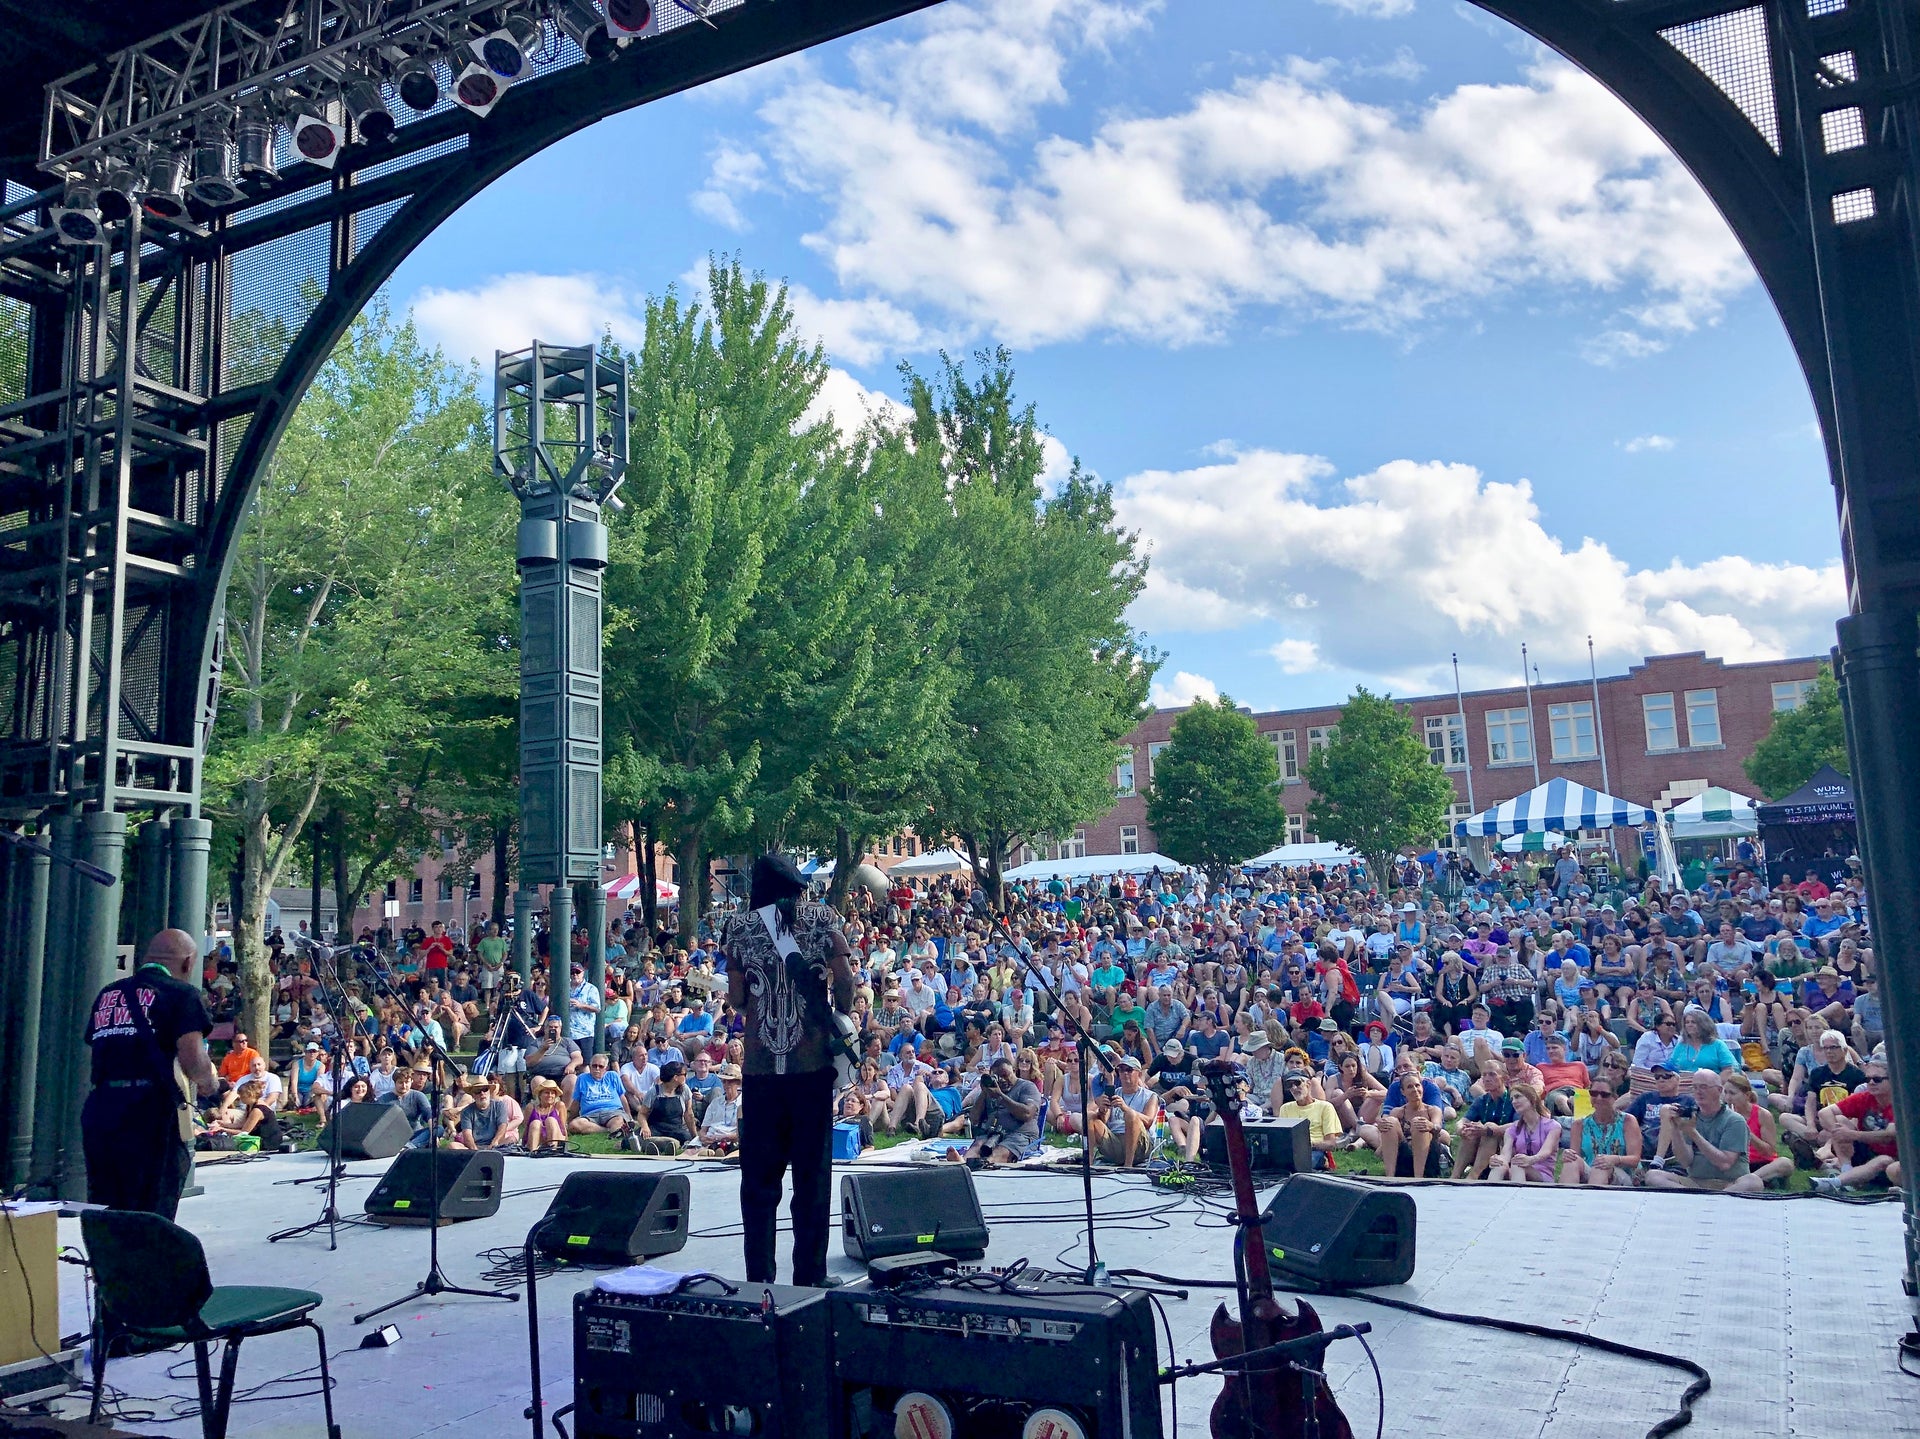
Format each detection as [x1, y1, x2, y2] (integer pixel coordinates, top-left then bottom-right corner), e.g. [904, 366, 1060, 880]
[1112, 1265, 1707, 1439]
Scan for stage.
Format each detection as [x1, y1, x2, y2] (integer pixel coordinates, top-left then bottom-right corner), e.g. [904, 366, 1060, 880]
[28, 1151, 1919, 1439]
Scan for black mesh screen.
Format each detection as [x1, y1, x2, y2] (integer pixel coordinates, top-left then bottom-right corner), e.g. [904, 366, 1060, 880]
[224, 222, 332, 389]
[1660, 7, 1783, 154]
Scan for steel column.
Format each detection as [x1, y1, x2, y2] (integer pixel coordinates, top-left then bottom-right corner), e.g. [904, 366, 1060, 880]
[27, 816, 76, 1196]
[65, 809, 127, 1199]
[168, 816, 213, 953]
[1, 839, 51, 1190]
[133, 817, 172, 957]
[584, 882, 607, 1054]
[513, 884, 537, 984]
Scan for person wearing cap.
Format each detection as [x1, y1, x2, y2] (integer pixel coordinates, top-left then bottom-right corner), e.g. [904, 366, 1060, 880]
[524, 1078, 568, 1155]
[1496, 1038, 1544, 1093]
[1240, 1033, 1285, 1114]
[284, 1040, 328, 1112]
[723, 852, 856, 1287]
[692, 1065, 743, 1155]
[1810, 1055, 1902, 1193]
[1089, 1055, 1159, 1166]
[453, 1074, 520, 1151]
[1148, 1040, 1207, 1160]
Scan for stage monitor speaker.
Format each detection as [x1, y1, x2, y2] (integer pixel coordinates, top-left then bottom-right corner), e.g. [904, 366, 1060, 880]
[830, 1278, 1161, 1439]
[314, 1102, 411, 1160]
[1201, 1116, 1310, 1176]
[573, 1282, 828, 1439]
[1256, 1173, 1415, 1289]
[532, 1171, 690, 1265]
[841, 1165, 988, 1263]
[365, 1148, 504, 1225]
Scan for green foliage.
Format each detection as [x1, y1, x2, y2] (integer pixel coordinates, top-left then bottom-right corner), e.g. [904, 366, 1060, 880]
[1745, 667, 1848, 799]
[909, 348, 1156, 896]
[204, 298, 516, 1038]
[0, 297, 26, 406]
[1144, 696, 1287, 879]
[1304, 688, 1456, 884]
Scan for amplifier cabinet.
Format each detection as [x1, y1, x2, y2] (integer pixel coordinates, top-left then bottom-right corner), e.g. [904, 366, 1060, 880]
[829, 1279, 1161, 1439]
[573, 1282, 831, 1439]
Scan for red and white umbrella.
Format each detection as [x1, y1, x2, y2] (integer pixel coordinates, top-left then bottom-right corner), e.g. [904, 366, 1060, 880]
[605, 874, 679, 903]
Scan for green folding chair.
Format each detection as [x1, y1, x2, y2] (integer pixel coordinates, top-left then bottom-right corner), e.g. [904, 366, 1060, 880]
[82, 1209, 340, 1439]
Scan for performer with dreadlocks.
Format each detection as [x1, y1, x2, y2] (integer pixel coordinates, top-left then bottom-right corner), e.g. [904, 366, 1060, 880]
[725, 851, 856, 1285]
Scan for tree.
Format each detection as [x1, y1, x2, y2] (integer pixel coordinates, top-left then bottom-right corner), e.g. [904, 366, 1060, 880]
[1145, 696, 1287, 880]
[911, 348, 1156, 902]
[1304, 689, 1456, 886]
[1746, 667, 1849, 799]
[203, 300, 516, 1044]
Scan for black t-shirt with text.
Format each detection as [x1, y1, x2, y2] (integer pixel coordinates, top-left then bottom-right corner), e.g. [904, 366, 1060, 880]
[1807, 1063, 1867, 1111]
[87, 965, 211, 1088]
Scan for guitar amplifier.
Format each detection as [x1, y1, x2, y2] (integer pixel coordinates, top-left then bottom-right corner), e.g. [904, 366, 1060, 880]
[573, 1281, 830, 1439]
[1201, 1117, 1309, 1176]
[829, 1277, 1161, 1439]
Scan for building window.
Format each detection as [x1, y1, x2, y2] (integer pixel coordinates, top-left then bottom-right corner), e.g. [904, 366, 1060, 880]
[1437, 802, 1473, 851]
[1548, 701, 1597, 761]
[1286, 813, 1305, 846]
[467, 873, 483, 899]
[408, 878, 423, 905]
[1643, 693, 1678, 751]
[1307, 726, 1331, 753]
[1486, 708, 1532, 765]
[1147, 741, 1170, 781]
[385, 879, 398, 900]
[1067, 829, 1088, 860]
[1116, 753, 1136, 796]
[436, 876, 454, 903]
[1772, 679, 1817, 712]
[1276, 730, 1299, 782]
[1120, 825, 1139, 855]
[1685, 689, 1722, 747]
[1424, 713, 1467, 769]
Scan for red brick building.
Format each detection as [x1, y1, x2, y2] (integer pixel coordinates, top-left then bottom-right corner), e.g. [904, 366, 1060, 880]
[1070, 651, 1825, 861]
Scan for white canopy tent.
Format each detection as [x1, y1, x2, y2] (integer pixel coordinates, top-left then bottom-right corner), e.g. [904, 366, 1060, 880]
[1241, 841, 1362, 870]
[606, 874, 679, 903]
[1455, 778, 1657, 836]
[888, 846, 978, 877]
[1002, 852, 1185, 882]
[1666, 786, 1759, 841]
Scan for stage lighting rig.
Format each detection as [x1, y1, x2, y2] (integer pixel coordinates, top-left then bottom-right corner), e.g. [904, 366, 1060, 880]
[605, 0, 658, 40]
[51, 180, 105, 246]
[453, 63, 505, 116]
[555, 0, 618, 60]
[187, 109, 247, 208]
[292, 108, 347, 168]
[140, 144, 192, 221]
[343, 74, 398, 143]
[475, 13, 542, 82]
[96, 152, 140, 222]
[237, 110, 279, 178]
[396, 55, 444, 112]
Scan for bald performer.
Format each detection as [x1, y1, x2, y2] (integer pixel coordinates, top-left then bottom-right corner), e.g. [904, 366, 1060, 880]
[81, 928, 218, 1218]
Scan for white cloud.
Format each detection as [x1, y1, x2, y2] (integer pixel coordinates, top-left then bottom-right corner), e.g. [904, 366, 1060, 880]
[690, 144, 769, 229]
[410, 272, 644, 364]
[802, 367, 912, 440]
[1317, 0, 1416, 17]
[1268, 639, 1325, 673]
[1151, 670, 1221, 708]
[1622, 434, 1676, 453]
[1119, 449, 1844, 692]
[705, 0, 1751, 358]
[783, 284, 931, 366]
[1352, 46, 1426, 81]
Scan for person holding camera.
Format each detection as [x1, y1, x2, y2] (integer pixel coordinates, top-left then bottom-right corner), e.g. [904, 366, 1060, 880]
[958, 1057, 1043, 1166]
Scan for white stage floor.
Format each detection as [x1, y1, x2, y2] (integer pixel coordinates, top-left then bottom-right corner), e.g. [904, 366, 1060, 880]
[31, 1150, 1920, 1439]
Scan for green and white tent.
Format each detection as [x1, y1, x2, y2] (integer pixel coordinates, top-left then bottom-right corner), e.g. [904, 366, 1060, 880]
[1666, 786, 1759, 840]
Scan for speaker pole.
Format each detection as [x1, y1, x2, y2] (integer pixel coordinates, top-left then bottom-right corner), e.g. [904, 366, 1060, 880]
[270, 935, 361, 1245]
[354, 954, 518, 1323]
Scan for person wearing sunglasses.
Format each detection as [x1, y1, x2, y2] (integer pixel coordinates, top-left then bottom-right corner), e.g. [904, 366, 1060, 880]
[1812, 1059, 1902, 1193]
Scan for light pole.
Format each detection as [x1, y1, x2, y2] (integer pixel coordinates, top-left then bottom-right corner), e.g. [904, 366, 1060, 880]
[495, 343, 629, 1053]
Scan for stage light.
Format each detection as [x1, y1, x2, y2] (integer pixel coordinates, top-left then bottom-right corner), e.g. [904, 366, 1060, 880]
[475, 14, 540, 82]
[453, 63, 503, 116]
[555, 0, 618, 60]
[96, 152, 140, 221]
[605, 0, 656, 39]
[187, 110, 245, 207]
[342, 76, 396, 144]
[396, 56, 442, 112]
[291, 111, 345, 168]
[236, 109, 278, 177]
[139, 145, 191, 221]
[52, 180, 105, 246]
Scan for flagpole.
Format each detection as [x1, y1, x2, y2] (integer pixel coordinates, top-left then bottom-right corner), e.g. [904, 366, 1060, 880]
[1453, 652, 1476, 813]
[1521, 642, 1541, 785]
[1588, 636, 1611, 794]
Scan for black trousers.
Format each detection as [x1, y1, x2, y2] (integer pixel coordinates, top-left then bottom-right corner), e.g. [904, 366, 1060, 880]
[739, 1070, 835, 1285]
[82, 1087, 191, 1220]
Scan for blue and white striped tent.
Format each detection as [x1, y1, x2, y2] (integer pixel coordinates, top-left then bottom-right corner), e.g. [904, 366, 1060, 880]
[1455, 778, 1657, 836]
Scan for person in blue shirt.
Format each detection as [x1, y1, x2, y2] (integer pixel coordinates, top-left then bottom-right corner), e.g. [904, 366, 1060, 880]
[1522, 1011, 1564, 1065]
[567, 1053, 636, 1143]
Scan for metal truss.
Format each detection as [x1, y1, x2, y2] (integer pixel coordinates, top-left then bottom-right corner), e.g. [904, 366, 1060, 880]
[1, 0, 1919, 1275]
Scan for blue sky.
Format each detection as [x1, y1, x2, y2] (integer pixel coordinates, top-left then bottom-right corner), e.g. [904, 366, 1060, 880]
[391, 0, 1843, 710]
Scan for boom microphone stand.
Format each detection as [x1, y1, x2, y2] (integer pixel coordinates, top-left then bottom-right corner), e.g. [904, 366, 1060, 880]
[991, 912, 1115, 1286]
[353, 954, 518, 1323]
[269, 936, 362, 1245]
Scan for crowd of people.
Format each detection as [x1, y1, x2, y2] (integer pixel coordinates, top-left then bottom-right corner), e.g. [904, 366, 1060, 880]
[194, 842, 1899, 1195]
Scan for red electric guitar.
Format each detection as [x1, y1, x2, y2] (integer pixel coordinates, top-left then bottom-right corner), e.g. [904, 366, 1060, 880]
[1201, 1060, 1354, 1439]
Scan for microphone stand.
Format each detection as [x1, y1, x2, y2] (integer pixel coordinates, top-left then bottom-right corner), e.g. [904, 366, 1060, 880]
[353, 953, 518, 1323]
[990, 912, 1116, 1286]
[269, 936, 365, 1244]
